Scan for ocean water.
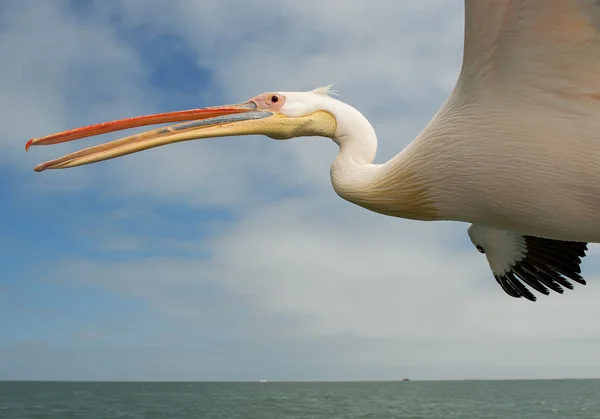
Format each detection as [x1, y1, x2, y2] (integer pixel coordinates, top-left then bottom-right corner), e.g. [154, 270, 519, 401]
[1, 380, 600, 418]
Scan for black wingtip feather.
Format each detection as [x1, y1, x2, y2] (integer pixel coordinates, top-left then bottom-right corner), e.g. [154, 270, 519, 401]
[495, 275, 522, 299]
[505, 272, 537, 301]
[493, 236, 588, 302]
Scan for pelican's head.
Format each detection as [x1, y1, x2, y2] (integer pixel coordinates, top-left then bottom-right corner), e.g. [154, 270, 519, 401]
[26, 86, 340, 172]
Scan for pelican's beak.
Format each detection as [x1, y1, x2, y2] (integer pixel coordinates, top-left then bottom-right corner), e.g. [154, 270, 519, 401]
[26, 102, 336, 172]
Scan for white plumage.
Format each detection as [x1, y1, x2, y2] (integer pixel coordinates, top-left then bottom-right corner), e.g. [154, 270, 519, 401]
[467, 225, 528, 277]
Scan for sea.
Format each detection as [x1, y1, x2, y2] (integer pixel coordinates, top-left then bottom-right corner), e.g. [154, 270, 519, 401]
[1, 379, 600, 418]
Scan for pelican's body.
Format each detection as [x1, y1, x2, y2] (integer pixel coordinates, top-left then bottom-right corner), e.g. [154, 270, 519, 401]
[328, 92, 600, 242]
[26, 0, 600, 301]
[340, 0, 600, 242]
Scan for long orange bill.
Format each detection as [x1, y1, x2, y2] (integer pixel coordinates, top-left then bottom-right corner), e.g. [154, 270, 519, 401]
[26, 102, 276, 172]
[26, 104, 257, 150]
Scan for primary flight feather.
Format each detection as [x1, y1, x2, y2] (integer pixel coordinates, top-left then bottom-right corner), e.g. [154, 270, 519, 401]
[26, 0, 600, 302]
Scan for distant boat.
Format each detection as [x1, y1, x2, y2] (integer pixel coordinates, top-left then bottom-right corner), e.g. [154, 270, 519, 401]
[259, 380, 267, 383]
[402, 378, 410, 382]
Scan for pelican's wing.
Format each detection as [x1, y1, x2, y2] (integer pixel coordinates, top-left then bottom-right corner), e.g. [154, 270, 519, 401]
[467, 224, 588, 302]
[459, 0, 600, 97]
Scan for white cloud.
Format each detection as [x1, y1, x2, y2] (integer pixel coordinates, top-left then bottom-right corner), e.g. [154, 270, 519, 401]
[51, 195, 600, 378]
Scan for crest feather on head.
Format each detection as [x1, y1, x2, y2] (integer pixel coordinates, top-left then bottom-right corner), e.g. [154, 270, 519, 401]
[311, 83, 339, 97]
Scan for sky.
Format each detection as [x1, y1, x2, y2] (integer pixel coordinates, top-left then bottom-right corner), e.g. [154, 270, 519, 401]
[2, 0, 600, 381]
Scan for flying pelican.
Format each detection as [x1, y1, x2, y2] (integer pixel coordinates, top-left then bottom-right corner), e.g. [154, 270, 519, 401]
[25, 0, 600, 302]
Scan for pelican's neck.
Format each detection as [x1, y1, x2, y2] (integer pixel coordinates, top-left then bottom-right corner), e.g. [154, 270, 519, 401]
[328, 101, 439, 221]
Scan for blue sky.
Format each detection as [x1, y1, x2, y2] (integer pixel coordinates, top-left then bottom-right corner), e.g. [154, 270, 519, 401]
[2, 0, 600, 381]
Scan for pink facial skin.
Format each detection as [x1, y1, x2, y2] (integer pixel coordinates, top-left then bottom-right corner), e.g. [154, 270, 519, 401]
[248, 92, 287, 112]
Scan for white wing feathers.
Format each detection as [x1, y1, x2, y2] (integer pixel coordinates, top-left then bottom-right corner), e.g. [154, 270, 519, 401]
[467, 224, 588, 301]
[461, 0, 600, 97]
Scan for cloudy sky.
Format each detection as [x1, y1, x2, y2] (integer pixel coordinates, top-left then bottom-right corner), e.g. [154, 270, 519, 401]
[2, 0, 600, 381]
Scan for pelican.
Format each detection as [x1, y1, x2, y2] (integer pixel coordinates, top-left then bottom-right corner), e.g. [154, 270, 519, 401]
[25, 0, 600, 302]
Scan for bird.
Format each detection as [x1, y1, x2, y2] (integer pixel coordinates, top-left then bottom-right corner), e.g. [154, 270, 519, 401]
[25, 0, 600, 302]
